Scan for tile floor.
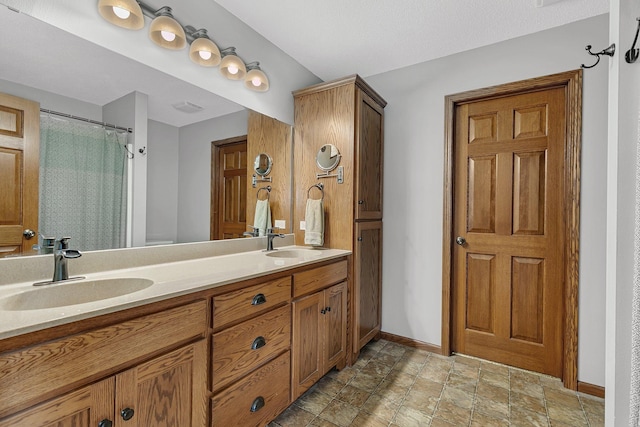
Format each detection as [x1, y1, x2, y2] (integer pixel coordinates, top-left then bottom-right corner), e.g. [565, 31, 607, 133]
[269, 339, 605, 427]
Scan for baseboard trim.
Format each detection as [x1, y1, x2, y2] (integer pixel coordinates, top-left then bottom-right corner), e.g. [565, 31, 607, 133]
[577, 381, 605, 398]
[379, 331, 442, 355]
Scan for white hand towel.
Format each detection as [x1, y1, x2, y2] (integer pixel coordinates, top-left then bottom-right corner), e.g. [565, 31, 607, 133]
[254, 199, 272, 237]
[304, 198, 324, 246]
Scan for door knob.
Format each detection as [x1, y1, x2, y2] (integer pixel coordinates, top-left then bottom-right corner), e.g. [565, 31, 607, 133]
[455, 237, 466, 246]
[23, 229, 36, 239]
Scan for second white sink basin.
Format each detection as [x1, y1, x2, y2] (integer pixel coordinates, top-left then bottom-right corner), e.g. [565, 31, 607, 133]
[0, 278, 154, 311]
[265, 249, 324, 259]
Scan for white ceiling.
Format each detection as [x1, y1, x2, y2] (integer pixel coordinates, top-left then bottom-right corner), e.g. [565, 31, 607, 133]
[213, 0, 610, 81]
[0, 0, 609, 127]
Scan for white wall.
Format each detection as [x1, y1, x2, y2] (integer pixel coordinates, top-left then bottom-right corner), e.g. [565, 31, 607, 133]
[147, 120, 179, 244]
[177, 110, 249, 243]
[367, 14, 609, 387]
[607, 0, 639, 424]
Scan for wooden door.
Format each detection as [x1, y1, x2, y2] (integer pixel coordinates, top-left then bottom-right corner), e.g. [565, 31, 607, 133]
[291, 291, 323, 400]
[354, 221, 383, 353]
[452, 87, 566, 378]
[115, 341, 208, 427]
[0, 378, 114, 427]
[211, 139, 247, 240]
[324, 281, 348, 370]
[355, 90, 384, 220]
[0, 93, 40, 257]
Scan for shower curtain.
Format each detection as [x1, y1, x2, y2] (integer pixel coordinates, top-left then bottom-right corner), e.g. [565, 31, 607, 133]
[39, 114, 128, 251]
[632, 118, 640, 426]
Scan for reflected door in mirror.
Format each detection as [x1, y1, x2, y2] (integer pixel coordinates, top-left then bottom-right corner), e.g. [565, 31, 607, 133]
[212, 139, 247, 239]
[0, 93, 40, 257]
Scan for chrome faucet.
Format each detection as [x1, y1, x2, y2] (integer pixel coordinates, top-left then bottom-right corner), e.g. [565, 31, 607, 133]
[264, 228, 285, 252]
[52, 237, 82, 282]
[243, 226, 260, 238]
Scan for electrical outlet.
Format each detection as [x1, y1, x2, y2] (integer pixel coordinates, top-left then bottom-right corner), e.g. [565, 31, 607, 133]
[274, 220, 285, 229]
[299, 221, 306, 230]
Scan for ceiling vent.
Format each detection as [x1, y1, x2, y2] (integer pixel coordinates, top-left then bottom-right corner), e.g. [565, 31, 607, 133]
[172, 101, 204, 113]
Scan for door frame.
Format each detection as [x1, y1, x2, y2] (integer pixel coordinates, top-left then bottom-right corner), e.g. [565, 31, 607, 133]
[441, 70, 582, 390]
[210, 135, 247, 240]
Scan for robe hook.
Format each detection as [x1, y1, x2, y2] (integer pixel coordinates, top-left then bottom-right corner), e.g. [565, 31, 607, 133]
[581, 43, 616, 69]
[625, 18, 640, 64]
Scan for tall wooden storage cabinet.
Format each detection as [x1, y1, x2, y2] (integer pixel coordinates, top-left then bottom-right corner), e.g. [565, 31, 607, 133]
[293, 75, 386, 361]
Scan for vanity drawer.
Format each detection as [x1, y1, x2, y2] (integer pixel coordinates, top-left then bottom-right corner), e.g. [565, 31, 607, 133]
[213, 276, 291, 330]
[212, 304, 291, 392]
[211, 351, 291, 427]
[293, 260, 348, 298]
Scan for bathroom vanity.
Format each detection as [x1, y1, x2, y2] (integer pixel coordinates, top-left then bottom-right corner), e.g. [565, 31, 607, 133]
[0, 240, 349, 427]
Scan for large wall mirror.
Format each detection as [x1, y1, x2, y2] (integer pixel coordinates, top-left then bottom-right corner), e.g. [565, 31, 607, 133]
[0, 6, 293, 257]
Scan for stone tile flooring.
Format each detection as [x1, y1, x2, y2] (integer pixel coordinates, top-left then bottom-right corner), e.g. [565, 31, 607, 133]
[269, 339, 605, 427]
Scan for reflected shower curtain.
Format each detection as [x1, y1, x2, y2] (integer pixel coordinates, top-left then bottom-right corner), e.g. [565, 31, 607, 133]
[39, 115, 128, 251]
[632, 118, 640, 426]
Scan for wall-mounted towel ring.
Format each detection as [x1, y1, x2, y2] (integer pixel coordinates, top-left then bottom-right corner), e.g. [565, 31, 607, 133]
[257, 185, 271, 200]
[307, 183, 324, 200]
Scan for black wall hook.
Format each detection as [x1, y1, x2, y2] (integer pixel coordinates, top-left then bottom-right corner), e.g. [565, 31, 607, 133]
[626, 18, 640, 64]
[581, 43, 616, 69]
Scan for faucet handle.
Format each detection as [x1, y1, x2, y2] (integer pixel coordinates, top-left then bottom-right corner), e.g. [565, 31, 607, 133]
[55, 237, 72, 250]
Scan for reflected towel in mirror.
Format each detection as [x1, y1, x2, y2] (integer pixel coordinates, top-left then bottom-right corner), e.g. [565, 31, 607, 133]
[254, 199, 272, 236]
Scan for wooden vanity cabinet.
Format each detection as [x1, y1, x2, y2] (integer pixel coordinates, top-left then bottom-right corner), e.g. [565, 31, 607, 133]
[0, 300, 209, 427]
[293, 75, 386, 362]
[291, 261, 348, 400]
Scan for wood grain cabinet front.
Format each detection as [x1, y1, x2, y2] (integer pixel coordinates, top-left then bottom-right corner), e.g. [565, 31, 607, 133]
[291, 281, 347, 400]
[0, 300, 209, 427]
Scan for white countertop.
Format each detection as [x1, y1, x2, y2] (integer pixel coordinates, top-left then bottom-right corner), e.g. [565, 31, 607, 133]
[0, 246, 350, 340]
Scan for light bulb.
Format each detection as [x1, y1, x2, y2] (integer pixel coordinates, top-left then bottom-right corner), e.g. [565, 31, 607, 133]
[112, 6, 131, 19]
[161, 30, 176, 42]
[199, 50, 212, 60]
[252, 77, 262, 87]
[228, 65, 239, 75]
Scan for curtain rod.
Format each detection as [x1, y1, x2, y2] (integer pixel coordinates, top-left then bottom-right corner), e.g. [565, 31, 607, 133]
[40, 108, 133, 133]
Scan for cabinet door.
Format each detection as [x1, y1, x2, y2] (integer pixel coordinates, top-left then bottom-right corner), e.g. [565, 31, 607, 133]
[354, 221, 383, 352]
[115, 340, 208, 427]
[355, 90, 384, 220]
[324, 281, 348, 371]
[0, 378, 114, 427]
[291, 292, 324, 400]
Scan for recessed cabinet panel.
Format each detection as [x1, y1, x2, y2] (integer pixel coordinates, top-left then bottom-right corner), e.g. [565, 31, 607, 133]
[354, 221, 382, 349]
[356, 92, 384, 220]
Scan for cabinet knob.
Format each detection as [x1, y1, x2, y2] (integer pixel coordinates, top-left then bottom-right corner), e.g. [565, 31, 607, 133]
[357, 237, 363, 242]
[320, 308, 326, 314]
[325, 306, 331, 312]
[252, 293, 267, 305]
[250, 396, 265, 413]
[358, 200, 364, 205]
[98, 420, 113, 427]
[251, 336, 266, 350]
[120, 408, 135, 421]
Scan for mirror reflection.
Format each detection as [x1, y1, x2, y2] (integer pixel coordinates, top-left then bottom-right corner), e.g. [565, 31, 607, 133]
[254, 153, 273, 176]
[0, 7, 293, 257]
[316, 144, 341, 171]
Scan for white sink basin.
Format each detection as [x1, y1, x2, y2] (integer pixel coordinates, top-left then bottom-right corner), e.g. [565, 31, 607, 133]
[265, 249, 324, 259]
[0, 278, 154, 311]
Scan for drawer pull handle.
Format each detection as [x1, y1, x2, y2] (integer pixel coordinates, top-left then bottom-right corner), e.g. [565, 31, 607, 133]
[251, 336, 266, 350]
[250, 396, 265, 412]
[120, 407, 135, 421]
[252, 293, 267, 305]
[98, 420, 113, 427]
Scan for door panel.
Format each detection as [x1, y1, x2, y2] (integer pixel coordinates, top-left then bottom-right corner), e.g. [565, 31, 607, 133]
[0, 93, 39, 257]
[452, 87, 565, 378]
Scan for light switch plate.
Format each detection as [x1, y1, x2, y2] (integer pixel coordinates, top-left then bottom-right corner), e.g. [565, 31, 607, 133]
[274, 220, 286, 229]
[299, 221, 306, 230]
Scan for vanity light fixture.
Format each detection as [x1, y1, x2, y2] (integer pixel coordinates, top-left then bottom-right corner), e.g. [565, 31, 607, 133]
[97, 0, 144, 29]
[188, 28, 221, 67]
[148, 6, 186, 50]
[220, 47, 246, 80]
[245, 62, 269, 92]
[97, 0, 269, 91]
